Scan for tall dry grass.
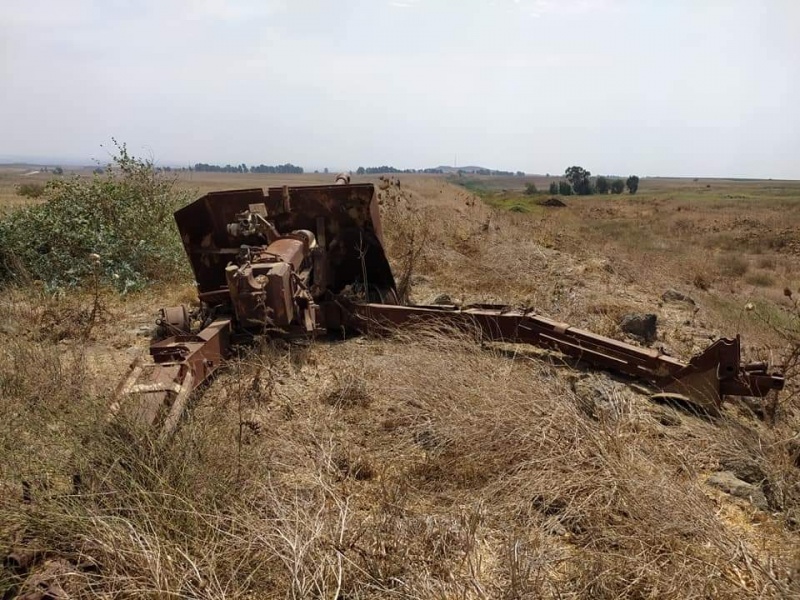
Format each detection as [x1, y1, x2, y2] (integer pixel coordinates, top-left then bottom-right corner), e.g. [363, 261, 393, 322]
[1, 177, 799, 597]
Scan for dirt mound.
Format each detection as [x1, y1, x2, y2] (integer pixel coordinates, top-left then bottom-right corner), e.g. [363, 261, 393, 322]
[538, 196, 567, 207]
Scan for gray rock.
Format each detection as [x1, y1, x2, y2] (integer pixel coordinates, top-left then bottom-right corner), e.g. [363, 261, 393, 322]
[720, 455, 765, 485]
[707, 471, 769, 511]
[662, 289, 696, 305]
[620, 313, 657, 342]
[570, 376, 621, 420]
[431, 293, 452, 305]
[414, 428, 442, 451]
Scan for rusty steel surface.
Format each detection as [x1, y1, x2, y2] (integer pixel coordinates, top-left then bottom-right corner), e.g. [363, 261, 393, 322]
[338, 302, 784, 413]
[112, 175, 787, 436]
[174, 183, 394, 299]
[112, 318, 231, 439]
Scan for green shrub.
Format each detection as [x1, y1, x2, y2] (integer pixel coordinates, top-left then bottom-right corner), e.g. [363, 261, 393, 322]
[16, 183, 45, 198]
[0, 142, 192, 292]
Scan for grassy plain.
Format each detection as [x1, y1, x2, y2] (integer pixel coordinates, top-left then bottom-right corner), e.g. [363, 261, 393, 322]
[1, 166, 799, 598]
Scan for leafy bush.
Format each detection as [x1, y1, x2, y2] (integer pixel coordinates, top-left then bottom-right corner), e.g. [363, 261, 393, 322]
[611, 179, 625, 194]
[558, 181, 573, 196]
[524, 183, 538, 195]
[16, 183, 45, 198]
[0, 142, 192, 292]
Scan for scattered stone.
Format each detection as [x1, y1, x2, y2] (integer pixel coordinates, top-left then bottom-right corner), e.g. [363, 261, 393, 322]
[661, 288, 696, 305]
[538, 197, 567, 207]
[570, 376, 621, 419]
[431, 293, 452, 305]
[619, 313, 657, 342]
[720, 455, 765, 485]
[707, 471, 769, 510]
[414, 428, 442, 450]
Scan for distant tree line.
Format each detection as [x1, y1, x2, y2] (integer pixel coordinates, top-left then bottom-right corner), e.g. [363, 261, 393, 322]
[192, 163, 304, 174]
[355, 166, 445, 175]
[465, 168, 518, 176]
[546, 166, 640, 196]
[353, 166, 526, 176]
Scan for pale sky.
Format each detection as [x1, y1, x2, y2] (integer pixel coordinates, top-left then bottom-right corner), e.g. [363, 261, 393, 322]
[1, 0, 798, 178]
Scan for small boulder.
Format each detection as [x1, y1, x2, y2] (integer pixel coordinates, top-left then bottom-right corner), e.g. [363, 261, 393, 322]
[431, 293, 453, 305]
[707, 471, 769, 511]
[662, 289, 696, 305]
[720, 455, 766, 485]
[620, 313, 657, 342]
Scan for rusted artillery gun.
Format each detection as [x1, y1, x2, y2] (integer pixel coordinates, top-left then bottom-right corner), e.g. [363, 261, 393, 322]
[113, 175, 785, 438]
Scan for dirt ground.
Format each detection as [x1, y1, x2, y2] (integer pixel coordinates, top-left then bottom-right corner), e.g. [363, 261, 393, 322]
[1, 170, 799, 598]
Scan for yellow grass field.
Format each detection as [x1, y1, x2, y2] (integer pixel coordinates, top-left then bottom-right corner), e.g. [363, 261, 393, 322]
[1, 166, 799, 598]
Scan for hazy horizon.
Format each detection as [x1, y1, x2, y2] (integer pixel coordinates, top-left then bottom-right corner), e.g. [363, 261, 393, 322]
[2, 0, 798, 179]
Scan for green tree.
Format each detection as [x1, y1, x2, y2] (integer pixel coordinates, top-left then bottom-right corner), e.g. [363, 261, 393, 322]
[626, 175, 640, 194]
[611, 179, 625, 194]
[565, 165, 592, 195]
[524, 183, 538, 195]
[356, 166, 366, 175]
[595, 176, 609, 194]
[548, 181, 558, 195]
[558, 181, 573, 196]
[53, 166, 64, 175]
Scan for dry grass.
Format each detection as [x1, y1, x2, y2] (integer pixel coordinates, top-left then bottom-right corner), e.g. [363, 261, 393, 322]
[1, 173, 799, 597]
[3, 325, 798, 597]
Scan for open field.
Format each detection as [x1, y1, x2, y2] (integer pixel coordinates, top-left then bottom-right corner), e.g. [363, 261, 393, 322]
[1, 168, 799, 597]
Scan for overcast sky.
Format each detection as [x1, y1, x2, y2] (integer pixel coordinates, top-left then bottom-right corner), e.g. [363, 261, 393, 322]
[1, 0, 798, 178]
